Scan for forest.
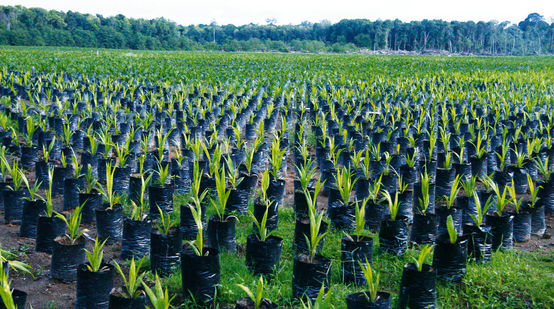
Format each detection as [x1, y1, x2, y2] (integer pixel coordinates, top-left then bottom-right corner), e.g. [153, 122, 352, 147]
[0, 5, 552, 54]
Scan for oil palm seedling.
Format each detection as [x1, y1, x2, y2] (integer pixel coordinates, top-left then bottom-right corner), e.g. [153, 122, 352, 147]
[76, 237, 114, 308]
[110, 258, 147, 307]
[292, 179, 331, 301]
[236, 276, 278, 309]
[51, 203, 88, 282]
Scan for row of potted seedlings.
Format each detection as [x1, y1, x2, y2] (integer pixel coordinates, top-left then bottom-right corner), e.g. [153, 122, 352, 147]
[0, 70, 551, 308]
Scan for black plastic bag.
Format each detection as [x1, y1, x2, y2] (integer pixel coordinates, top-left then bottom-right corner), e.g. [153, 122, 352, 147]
[63, 177, 84, 211]
[253, 200, 279, 231]
[207, 215, 237, 253]
[76, 263, 114, 309]
[493, 170, 513, 192]
[294, 219, 328, 254]
[346, 291, 391, 309]
[486, 213, 514, 251]
[20, 146, 38, 170]
[128, 175, 142, 205]
[458, 195, 477, 226]
[512, 168, 528, 194]
[355, 177, 371, 202]
[150, 228, 181, 276]
[3, 189, 27, 224]
[180, 203, 206, 241]
[398, 190, 413, 224]
[397, 263, 436, 309]
[513, 211, 531, 242]
[35, 215, 65, 253]
[294, 189, 313, 219]
[435, 167, 455, 197]
[148, 185, 174, 215]
[432, 235, 468, 282]
[379, 217, 409, 256]
[227, 188, 250, 214]
[410, 213, 437, 245]
[121, 219, 152, 260]
[108, 291, 146, 309]
[292, 254, 331, 302]
[50, 237, 86, 283]
[341, 236, 373, 285]
[35, 160, 53, 189]
[435, 206, 462, 236]
[413, 182, 436, 215]
[53, 166, 70, 196]
[267, 178, 285, 207]
[328, 201, 355, 231]
[364, 200, 386, 232]
[95, 205, 123, 244]
[181, 248, 220, 305]
[245, 234, 283, 276]
[470, 155, 487, 178]
[79, 191, 102, 224]
[113, 167, 131, 196]
[20, 199, 45, 238]
[530, 205, 546, 236]
[463, 224, 492, 263]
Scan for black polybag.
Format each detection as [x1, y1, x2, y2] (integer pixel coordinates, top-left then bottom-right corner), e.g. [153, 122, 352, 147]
[293, 219, 328, 254]
[181, 248, 220, 305]
[530, 205, 546, 236]
[463, 224, 492, 263]
[435, 206, 462, 236]
[79, 191, 102, 224]
[253, 200, 279, 231]
[20, 199, 45, 238]
[513, 210, 531, 242]
[207, 215, 237, 253]
[3, 189, 27, 224]
[95, 206, 123, 244]
[108, 291, 146, 309]
[346, 291, 392, 309]
[379, 217, 409, 256]
[341, 236, 373, 285]
[410, 213, 437, 245]
[150, 228, 181, 276]
[328, 201, 355, 231]
[397, 263, 436, 309]
[50, 238, 86, 283]
[292, 254, 331, 302]
[486, 213, 514, 250]
[120, 219, 152, 260]
[35, 215, 65, 253]
[432, 235, 468, 282]
[76, 263, 114, 309]
[245, 234, 283, 276]
[63, 177, 84, 211]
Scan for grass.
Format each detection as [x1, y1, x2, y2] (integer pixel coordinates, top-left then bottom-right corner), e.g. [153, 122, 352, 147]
[158, 200, 554, 308]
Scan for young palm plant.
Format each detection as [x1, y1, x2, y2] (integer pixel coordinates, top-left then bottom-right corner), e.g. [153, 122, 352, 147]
[142, 274, 174, 309]
[112, 258, 146, 300]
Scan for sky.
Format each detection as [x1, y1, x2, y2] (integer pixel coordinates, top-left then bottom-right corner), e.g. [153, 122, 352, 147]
[2, 0, 553, 26]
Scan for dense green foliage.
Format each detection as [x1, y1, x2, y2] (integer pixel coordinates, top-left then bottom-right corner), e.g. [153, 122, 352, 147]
[0, 6, 552, 54]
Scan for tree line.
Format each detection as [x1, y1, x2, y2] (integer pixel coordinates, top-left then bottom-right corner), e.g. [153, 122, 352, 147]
[0, 5, 552, 55]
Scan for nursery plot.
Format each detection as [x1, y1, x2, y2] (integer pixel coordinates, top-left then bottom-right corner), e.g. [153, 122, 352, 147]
[0, 47, 551, 308]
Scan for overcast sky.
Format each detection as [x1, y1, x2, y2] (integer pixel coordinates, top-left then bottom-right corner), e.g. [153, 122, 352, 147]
[2, 0, 553, 26]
